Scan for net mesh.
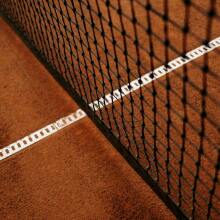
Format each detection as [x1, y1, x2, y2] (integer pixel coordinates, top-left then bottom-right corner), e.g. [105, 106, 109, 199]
[1, 0, 220, 219]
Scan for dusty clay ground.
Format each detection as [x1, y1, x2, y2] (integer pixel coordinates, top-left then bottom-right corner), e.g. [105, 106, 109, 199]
[0, 0, 220, 219]
[0, 18, 174, 219]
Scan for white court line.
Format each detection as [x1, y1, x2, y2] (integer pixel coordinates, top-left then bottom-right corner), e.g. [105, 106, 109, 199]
[89, 37, 220, 110]
[0, 109, 86, 160]
[0, 36, 220, 161]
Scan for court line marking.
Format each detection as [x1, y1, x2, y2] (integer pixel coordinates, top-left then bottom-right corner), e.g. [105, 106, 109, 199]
[0, 109, 87, 160]
[89, 36, 220, 110]
[0, 36, 219, 161]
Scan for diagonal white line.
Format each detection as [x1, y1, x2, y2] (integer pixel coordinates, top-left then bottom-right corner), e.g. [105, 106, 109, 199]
[1, 36, 219, 161]
[89, 36, 220, 111]
[0, 109, 86, 161]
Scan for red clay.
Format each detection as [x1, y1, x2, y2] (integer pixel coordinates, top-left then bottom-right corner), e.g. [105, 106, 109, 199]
[0, 18, 174, 219]
[0, 18, 77, 148]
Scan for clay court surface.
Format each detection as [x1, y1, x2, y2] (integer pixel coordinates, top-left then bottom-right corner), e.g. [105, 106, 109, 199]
[0, 18, 174, 219]
[0, 0, 220, 219]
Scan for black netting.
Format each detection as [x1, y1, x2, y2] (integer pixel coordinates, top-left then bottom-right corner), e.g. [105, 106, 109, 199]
[1, 0, 219, 219]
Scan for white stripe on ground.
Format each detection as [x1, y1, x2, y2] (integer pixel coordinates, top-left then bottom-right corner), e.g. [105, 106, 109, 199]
[89, 37, 220, 110]
[0, 109, 86, 160]
[0, 36, 219, 161]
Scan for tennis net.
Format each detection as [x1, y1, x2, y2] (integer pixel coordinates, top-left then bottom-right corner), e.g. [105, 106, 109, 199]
[1, 0, 220, 219]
